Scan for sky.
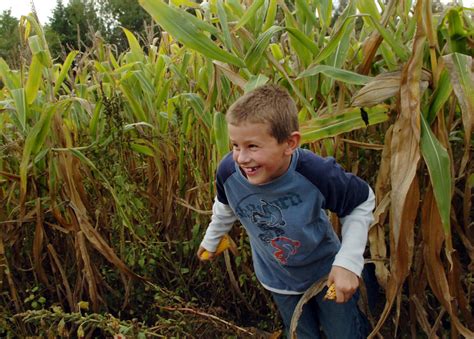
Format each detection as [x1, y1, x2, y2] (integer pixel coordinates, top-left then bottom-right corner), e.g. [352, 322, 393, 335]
[0, 0, 57, 25]
[0, 0, 473, 25]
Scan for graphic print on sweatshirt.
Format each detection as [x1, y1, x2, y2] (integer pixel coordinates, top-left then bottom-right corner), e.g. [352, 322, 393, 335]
[237, 196, 302, 265]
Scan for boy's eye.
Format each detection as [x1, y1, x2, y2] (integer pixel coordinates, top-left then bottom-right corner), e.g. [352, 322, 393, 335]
[249, 144, 258, 149]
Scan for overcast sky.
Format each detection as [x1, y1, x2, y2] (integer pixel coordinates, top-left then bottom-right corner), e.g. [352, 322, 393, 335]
[0, 0, 473, 26]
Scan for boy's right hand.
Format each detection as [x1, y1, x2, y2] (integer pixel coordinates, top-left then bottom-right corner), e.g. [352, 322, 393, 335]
[197, 246, 216, 261]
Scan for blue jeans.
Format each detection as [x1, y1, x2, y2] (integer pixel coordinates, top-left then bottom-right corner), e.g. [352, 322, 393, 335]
[271, 287, 369, 339]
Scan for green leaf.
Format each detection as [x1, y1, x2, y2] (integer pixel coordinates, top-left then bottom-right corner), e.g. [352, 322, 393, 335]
[313, 16, 357, 64]
[131, 143, 154, 157]
[297, 65, 372, 85]
[427, 69, 452, 124]
[28, 35, 51, 67]
[25, 55, 43, 105]
[234, 0, 265, 31]
[10, 88, 28, 132]
[0, 58, 20, 90]
[213, 111, 229, 160]
[139, 0, 244, 67]
[286, 27, 320, 56]
[54, 51, 79, 96]
[262, 0, 278, 32]
[244, 74, 269, 93]
[361, 14, 410, 61]
[216, 0, 233, 51]
[300, 105, 389, 143]
[245, 26, 283, 70]
[122, 28, 145, 63]
[420, 114, 451, 233]
[20, 104, 56, 203]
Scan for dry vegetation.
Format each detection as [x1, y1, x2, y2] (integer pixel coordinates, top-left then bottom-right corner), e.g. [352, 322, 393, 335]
[0, 0, 473, 337]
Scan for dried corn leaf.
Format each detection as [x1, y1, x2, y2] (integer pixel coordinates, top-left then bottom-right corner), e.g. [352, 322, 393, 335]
[421, 188, 474, 337]
[442, 53, 473, 176]
[352, 70, 431, 107]
[370, 5, 425, 334]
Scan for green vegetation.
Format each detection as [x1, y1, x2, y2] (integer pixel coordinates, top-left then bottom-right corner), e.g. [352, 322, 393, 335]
[0, 0, 473, 337]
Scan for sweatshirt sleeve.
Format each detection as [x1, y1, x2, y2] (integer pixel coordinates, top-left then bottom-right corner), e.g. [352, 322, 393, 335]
[200, 197, 237, 252]
[332, 186, 375, 276]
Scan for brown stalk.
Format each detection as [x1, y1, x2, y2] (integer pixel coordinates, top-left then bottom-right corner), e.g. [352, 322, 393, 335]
[47, 243, 75, 311]
[33, 198, 49, 287]
[78, 231, 99, 312]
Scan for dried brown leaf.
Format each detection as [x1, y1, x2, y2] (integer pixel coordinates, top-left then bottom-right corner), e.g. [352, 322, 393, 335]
[422, 188, 474, 337]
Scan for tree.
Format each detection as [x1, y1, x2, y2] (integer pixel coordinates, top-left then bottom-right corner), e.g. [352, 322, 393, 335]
[45, 0, 106, 58]
[97, 0, 157, 52]
[0, 10, 20, 67]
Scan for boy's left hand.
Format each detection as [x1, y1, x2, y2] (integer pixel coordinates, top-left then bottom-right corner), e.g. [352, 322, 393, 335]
[327, 266, 359, 304]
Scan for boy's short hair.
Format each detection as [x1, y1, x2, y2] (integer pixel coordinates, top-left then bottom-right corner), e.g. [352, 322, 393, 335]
[226, 84, 299, 143]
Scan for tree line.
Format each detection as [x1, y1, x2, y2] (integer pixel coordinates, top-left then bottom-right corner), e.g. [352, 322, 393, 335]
[0, 0, 157, 67]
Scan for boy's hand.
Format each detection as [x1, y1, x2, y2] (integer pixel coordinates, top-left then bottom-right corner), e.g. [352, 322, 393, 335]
[197, 246, 216, 261]
[327, 266, 359, 303]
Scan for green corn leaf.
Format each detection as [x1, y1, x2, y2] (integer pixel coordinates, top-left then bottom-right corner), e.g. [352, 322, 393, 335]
[0, 58, 20, 90]
[120, 79, 148, 122]
[234, 0, 265, 31]
[216, 0, 233, 51]
[361, 14, 410, 61]
[282, 12, 313, 66]
[31, 105, 56, 155]
[356, 0, 381, 21]
[213, 111, 229, 160]
[296, 0, 318, 26]
[300, 105, 389, 143]
[317, 0, 333, 29]
[244, 74, 269, 93]
[245, 26, 283, 70]
[313, 16, 357, 64]
[262, 0, 278, 32]
[122, 28, 144, 63]
[132, 70, 155, 95]
[25, 55, 43, 105]
[10, 88, 28, 132]
[297, 65, 372, 85]
[226, 0, 244, 17]
[286, 27, 320, 56]
[131, 143, 155, 157]
[420, 114, 451, 233]
[28, 35, 51, 67]
[155, 78, 171, 109]
[139, 0, 244, 67]
[180, 93, 211, 129]
[442, 53, 474, 121]
[54, 51, 79, 96]
[427, 69, 452, 124]
[89, 100, 102, 138]
[20, 104, 56, 204]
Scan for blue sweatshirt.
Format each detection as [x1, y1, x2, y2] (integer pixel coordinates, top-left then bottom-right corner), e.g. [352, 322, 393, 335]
[203, 148, 372, 294]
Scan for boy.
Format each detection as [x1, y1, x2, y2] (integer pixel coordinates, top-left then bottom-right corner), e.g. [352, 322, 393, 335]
[197, 84, 375, 338]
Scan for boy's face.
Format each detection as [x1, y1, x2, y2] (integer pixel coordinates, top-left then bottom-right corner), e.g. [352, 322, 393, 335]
[228, 122, 300, 185]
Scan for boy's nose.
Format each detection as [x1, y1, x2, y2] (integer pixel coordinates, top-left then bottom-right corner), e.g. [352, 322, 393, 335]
[236, 150, 250, 164]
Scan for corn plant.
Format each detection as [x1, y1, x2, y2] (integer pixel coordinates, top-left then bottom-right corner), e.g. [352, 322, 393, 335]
[0, 0, 473, 336]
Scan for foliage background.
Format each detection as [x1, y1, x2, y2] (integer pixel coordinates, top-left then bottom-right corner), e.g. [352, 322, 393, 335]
[0, 0, 473, 337]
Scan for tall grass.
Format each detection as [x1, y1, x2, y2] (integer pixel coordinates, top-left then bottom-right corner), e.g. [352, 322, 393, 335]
[0, 0, 473, 336]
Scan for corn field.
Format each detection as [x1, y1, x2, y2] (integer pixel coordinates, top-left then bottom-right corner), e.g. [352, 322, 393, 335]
[0, 0, 473, 337]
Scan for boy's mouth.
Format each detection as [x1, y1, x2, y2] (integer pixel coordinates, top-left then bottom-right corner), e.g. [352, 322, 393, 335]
[242, 166, 260, 175]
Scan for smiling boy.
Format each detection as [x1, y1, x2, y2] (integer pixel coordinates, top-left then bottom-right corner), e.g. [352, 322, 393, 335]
[197, 84, 375, 338]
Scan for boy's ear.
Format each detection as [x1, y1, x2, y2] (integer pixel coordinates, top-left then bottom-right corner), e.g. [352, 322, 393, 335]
[285, 131, 301, 155]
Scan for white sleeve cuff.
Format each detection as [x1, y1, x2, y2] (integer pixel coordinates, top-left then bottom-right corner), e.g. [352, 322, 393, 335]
[200, 198, 237, 252]
[333, 186, 375, 276]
